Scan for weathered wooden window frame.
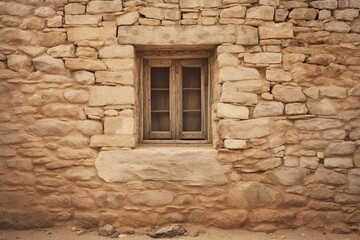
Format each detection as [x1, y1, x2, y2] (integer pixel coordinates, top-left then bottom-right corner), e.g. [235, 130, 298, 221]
[138, 51, 212, 144]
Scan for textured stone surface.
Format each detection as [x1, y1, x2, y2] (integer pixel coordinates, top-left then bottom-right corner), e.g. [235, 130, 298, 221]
[272, 85, 306, 103]
[118, 25, 235, 45]
[89, 86, 135, 106]
[219, 66, 260, 81]
[259, 23, 294, 39]
[253, 101, 284, 117]
[27, 119, 73, 137]
[219, 118, 272, 139]
[95, 148, 227, 186]
[128, 191, 174, 206]
[217, 103, 249, 119]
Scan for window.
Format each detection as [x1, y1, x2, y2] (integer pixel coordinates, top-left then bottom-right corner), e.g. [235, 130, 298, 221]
[142, 58, 209, 143]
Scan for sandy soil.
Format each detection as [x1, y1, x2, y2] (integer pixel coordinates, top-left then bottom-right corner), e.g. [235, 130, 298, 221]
[0, 226, 359, 240]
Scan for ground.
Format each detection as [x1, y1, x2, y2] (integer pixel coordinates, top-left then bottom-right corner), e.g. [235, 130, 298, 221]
[1, 226, 359, 240]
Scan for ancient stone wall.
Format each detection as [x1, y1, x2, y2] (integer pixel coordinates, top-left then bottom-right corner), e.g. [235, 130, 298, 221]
[0, 0, 360, 233]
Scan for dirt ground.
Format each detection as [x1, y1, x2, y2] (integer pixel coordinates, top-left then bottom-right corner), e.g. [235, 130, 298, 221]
[1, 226, 359, 240]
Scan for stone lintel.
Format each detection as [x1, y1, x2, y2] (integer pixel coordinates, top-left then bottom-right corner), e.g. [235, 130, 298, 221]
[117, 25, 236, 46]
[95, 147, 228, 186]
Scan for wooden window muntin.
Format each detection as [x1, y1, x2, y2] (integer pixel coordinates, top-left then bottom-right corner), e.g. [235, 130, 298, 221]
[143, 58, 208, 141]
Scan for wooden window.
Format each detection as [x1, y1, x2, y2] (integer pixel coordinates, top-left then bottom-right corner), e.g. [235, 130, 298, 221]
[142, 58, 209, 142]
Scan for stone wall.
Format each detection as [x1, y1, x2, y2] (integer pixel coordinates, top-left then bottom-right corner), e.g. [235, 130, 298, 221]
[0, 0, 360, 233]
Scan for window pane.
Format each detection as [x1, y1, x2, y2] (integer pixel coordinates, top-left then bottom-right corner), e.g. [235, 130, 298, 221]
[183, 67, 201, 88]
[151, 67, 170, 88]
[183, 90, 201, 110]
[151, 90, 169, 110]
[183, 112, 201, 131]
[151, 112, 170, 131]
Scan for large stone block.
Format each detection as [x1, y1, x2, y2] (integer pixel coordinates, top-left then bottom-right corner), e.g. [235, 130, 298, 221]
[90, 134, 136, 148]
[220, 92, 258, 105]
[219, 66, 260, 81]
[309, 0, 338, 9]
[68, 27, 115, 41]
[272, 85, 306, 103]
[228, 181, 279, 209]
[94, 148, 227, 186]
[87, 0, 122, 14]
[324, 157, 353, 169]
[95, 70, 134, 85]
[246, 6, 274, 20]
[244, 52, 282, 64]
[89, 86, 135, 106]
[217, 103, 249, 119]
[253, 101, 284, 118]
[259, 23, 294, 39]
[325, 21, 351, 33]
[65, 59, 107, 71]
[128, 191, 174, 206]
[27, 119, 73, 137]
[117, 12, 139, 25]
[118, 25, 235, 45]
[237, 26, 258, 45]
[312, 167, 346, 185]
[33, 55, 66, 74]
[7, 55, 32, 73]
[219, 118, 272, 139]
[272, 167, 309, 186]
[294, 118, 343, 131]
[289, 8, 317, 20]
[220, 5, 246, 18]
[99, 45, 134, 58]
[222, 80, 270, 93]
[266, 69, 292, 82]
[307, 99, 337, 115]
[41, 103, 86, 119]
[349, 169, 360, 194]
[104, 112, 134, 135]
[334, 9, 359, 21]
[0, 2, 33, 17]
[65, 15, 102, 25]
[325, 141, 356, 156]
[179, 0, 221, 8]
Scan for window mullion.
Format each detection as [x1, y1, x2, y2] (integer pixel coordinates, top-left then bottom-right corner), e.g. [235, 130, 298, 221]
[174, 60, 181, 140]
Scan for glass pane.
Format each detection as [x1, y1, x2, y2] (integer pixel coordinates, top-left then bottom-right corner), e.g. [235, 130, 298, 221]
[183, 67, 201, 88]
[151, 112, 170, 131]
[151, 67, 170, 88]
[151, 90, 169, 110]
[183, 112, 201, 131]
[183, 90, 201, 110]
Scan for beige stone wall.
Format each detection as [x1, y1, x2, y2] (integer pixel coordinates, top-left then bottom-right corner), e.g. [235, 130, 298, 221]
[0, 0, 360, 233]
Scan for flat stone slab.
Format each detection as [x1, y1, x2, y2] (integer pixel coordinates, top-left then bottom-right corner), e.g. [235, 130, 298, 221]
[118, 25, 235, 46]
[95, 147, 227, 186]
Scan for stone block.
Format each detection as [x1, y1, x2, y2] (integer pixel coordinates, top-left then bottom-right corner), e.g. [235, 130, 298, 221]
[103, 59, 134, 70]
[164, 10, 181, 20]
[95, 70, 134, 85]
[65, 59, 107, 71]
[77, 120, 103, 136]
[294, 118, 343, 131]
[220, 5, 246, 18]
[90, 134, 136, 148]
[104, 115, 134, 135]
[41, 103, 86, 119]
[217, 53, 240, 67]
[217, 103, 249, 119]
[289, 8, 317, 20]
[74, 213, 99, 229]
[349, 169, 360, 194]
[324, 157, 353, 169]
[7, 54, 32, 73]
[224, 139, 247, 149]
[89, 86, 135, 106]
[118, 25, 235, 45]
[253, 101, 284, 117]
[259, 23, 294, 39]
[244, 52, 282, 64]
[87, 0, 122, 14]
[33, 55, 66, 74]
[219, 66, 260, 81]
[74, 71, 95, 84]
[27, 119, 73, 137]
[0, 146, 16, 157]
[65, 167, 96, 181]
[272, 85, 306, 103]
[117, 12, 139, 25]
[259, 0, 279, 6]
[0, 2, 33, 17]
[229, 181, 279, 209]
[266, 69, 292, 82]
[300, 157, 319, 169]
[350, 0, 360, 8]
[63, 89, 89, 103]
[94, 148, 227, 186]
[47, 45, 75, 58]
[311, 98, 339, 115]
[284, 156, 299, 167]
[325, 21, 351, 33]
[220, 92, 258, 105]
[272, 167, 309, 186]
[179, 0, 221, 8]
[334, 9, 359, 21]
[219, 118, 272, 139]
[319, 86, 347, 99]
[222, 80, 270, 93]
[128, 191, 174, 206]
[99, 45, 134, 58]
[65, 15, 102, 25]
[38, 32, 67, 47]
[325, 141, 356, 156]
[47, 16, 63, 28]
[208, 210, 248, 228]
[57, 147, 95, 160]
[312, 167, 346, 185]
[139, 7, 164, 20]
[237, 26, 259, 45]
[34, 7, 56, 18]
[285, 103, 308, 115]
[65, 3, 85, 15]
[0, 210, 54, 229]
[309, 0, 338, 9]
[67, 27, 115, 42]
[246, 6, 274, 20]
